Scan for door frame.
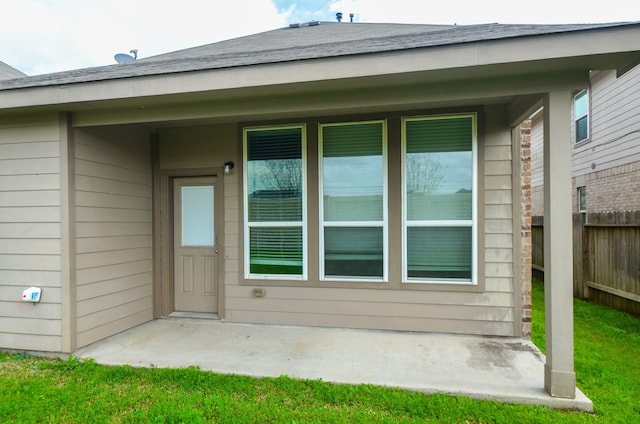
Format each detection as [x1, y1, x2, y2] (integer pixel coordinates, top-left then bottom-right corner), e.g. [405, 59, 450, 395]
[153, 166, 225, 318]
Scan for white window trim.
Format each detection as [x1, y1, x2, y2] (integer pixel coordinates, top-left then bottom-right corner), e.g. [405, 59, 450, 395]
[318, 120, 388, 282]
[401, 113, 478, 285]
[573, 89, 589, 144]
[243, 124, 308, 280]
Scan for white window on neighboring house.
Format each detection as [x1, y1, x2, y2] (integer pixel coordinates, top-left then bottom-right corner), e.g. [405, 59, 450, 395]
[402, 114, 477, 284]
[578, 186, 587, 213]
[319, 121, 388, 281]
[574, 90, 589, 143]
[244, 125, 307, 279]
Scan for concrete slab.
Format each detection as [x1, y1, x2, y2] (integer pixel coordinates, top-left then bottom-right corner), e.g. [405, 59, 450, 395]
[74, 318, 593, 411]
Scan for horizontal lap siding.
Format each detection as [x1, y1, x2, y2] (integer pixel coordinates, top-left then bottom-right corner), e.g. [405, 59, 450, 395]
[573, 67, 640, 176]
[0, 115, 63, 352]
[225, 287, 514, 336]
[226, 111, 516, 336]
[74, 127, 153, 348]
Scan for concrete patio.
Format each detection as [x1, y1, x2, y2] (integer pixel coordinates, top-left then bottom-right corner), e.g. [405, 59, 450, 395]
[74, 317, 593, 411]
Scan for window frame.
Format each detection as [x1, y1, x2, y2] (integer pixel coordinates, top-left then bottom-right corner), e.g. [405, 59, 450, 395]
[573, 89, 589, 144]
[318, 120, 389, 282]
[243, 124, 308, 280]
[401, 113, 478, 285]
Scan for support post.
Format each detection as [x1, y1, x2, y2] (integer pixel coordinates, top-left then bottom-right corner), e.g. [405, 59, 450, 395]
[543, 91, 576, 398]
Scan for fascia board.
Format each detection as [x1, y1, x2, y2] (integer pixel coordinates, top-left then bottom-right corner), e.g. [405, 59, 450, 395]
[1, 25, 639, 111]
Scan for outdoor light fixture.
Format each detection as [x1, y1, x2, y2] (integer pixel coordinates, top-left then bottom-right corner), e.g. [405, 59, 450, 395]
[224, 161, 235, 174]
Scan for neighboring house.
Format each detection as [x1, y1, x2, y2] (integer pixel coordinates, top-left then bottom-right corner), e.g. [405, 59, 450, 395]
[530, 63, 640, 215]
[0, 60, 26, 80]
[2, 21, 640, 399]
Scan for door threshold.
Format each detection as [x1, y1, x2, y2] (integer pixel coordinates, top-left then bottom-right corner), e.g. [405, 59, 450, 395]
[168, 312, 219, 320]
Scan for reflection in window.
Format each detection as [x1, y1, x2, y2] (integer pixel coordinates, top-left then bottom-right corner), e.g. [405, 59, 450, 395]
[574, 90, 589, 143]
[320, 121, 386, 280]
[245, 126, 305, 277]
[403, 114, 476, 283]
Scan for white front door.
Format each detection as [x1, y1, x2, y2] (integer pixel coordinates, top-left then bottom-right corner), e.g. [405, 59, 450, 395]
[173, 177, 218, 313]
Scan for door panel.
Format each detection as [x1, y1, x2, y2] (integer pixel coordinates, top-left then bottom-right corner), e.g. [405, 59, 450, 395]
[174, 177, 218, 313]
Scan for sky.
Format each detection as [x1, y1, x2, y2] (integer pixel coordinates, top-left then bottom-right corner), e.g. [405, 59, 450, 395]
[2, 0, 639, 76]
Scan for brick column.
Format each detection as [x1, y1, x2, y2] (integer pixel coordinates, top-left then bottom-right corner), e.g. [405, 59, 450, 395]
[520, 120, 532, 337]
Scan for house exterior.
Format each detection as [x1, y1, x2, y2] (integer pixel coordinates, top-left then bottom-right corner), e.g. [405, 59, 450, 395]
[0, 61, 25, 80]
[2, 21, 640, 399]
[530, 62, 640, 215]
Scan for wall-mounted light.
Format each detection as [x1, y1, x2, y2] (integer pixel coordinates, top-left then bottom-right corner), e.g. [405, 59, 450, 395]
[224, 161, 235, 174]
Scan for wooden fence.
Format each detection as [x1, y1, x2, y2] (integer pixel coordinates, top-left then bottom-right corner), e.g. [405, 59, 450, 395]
[532, 211, 640, 317]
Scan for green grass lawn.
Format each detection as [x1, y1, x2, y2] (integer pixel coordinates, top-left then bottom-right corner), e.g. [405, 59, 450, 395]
[1, 280, 639, 423]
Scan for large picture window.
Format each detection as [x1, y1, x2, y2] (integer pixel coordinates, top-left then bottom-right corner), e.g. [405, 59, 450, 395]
[319, 121, 387, 280]
[242, 113, 479, 287]
[244, 126, 306, 279]
[402, 114, 477, 284]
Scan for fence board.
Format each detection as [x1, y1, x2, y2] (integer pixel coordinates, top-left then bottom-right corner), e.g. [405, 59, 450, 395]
[531, 216, 544, 282]
[532, 211, 640, 317]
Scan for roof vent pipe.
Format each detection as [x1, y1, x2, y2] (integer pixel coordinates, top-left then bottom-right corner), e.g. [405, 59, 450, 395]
[350, 13, 354, 22]
[336, 12, 343, 22]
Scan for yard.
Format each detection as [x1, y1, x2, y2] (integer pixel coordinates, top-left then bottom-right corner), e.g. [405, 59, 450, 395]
[1, 280, 639, 423]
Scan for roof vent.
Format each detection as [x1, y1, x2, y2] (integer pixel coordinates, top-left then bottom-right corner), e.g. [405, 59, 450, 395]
[289, 21, 320, 29]
[336, 12, 343, 22]
[350, 13, 354, 23]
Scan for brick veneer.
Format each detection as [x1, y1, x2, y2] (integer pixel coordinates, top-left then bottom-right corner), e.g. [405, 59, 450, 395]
[519, 120, 532, 337]
[533, 160, 640, 215]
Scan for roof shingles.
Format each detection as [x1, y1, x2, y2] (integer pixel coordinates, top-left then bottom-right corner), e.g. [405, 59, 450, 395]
[0, 21, 636, 91]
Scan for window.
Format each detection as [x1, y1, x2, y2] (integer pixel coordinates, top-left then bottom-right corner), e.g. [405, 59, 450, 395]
[319, 121, 387, 280]
[578, 187, 586, 213]
[574, 90, 589, 143]
[181, 186, 214, 247]
[242, 113, 479, 287]
[244, 126, 306, 279]
[402, 114, 477, 284]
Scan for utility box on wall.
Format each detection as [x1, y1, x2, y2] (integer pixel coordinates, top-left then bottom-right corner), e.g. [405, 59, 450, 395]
[21, 287, 42, 303]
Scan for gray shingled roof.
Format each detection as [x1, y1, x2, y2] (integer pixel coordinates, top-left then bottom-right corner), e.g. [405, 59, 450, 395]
[0, 21, 637, 91]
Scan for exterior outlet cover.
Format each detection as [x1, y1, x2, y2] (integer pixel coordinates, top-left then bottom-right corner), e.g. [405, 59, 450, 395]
[21, 287, 42, 303]
[252, 288, 265, 298]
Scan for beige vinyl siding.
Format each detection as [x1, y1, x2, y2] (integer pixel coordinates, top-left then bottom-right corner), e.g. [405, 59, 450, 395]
[225, 110, 517, 337]
[0, 114, 63, 351]
[74, 126, 153, 348]
[572, 66, 640, 176]
[225, 286, 513, 334]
